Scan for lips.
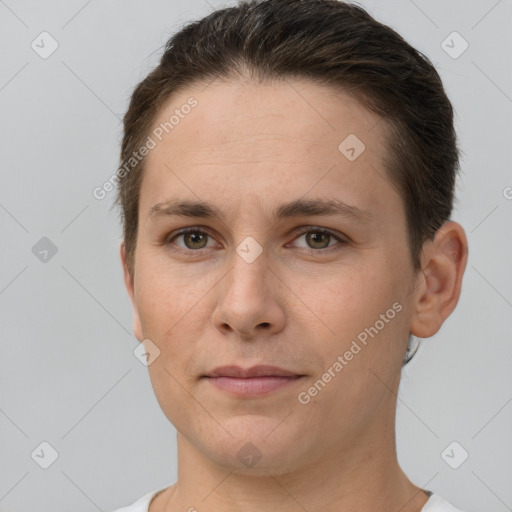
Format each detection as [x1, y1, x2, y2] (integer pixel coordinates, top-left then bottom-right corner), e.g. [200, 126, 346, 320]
[203, 364, 302, 378]
[202, 365, 305, 396]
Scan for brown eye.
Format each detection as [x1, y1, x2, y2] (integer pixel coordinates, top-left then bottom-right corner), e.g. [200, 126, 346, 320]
[182, 231, 208, 249]
[167, 228, 215, 251]
[305, 231, 332, 249]
[291, 228, 344, 251]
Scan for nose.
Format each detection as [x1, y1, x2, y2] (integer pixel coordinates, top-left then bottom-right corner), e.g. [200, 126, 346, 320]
[211, 244, 286, 340]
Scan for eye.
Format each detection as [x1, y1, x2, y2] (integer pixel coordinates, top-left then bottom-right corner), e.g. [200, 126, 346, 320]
[163, 226, 346, 255]
[290, 227, 346, 251]
[166, 227, 217, 251]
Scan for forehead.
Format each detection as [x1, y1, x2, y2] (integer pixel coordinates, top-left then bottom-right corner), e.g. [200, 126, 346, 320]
[139, 78, 398, 223]
[149, 78, 386, 160]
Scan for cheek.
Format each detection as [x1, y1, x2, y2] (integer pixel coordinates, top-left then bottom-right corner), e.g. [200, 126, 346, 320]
[302, 261, 409, 378]
[133, 253, 215, 359]
[134, 256, 202, 332]
[133, 272, 190, 379]
[137, 273, 202, 424]
[299, 270, 408, 435]
[302, 263, 398, 333]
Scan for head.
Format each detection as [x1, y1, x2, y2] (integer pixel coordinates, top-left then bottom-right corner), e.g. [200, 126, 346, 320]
[115, 0, 467, 474]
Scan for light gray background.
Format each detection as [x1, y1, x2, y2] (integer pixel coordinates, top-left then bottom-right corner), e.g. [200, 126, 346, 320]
[1, 1, 511, 511]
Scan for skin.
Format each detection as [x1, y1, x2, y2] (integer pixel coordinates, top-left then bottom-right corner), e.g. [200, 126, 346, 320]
[120, 77, 468, 512]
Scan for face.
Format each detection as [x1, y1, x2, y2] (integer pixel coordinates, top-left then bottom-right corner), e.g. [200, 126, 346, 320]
[122, 78, 422, 474]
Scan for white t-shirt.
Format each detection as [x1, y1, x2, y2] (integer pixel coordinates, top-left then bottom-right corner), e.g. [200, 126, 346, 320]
[110, 487, 467, 512]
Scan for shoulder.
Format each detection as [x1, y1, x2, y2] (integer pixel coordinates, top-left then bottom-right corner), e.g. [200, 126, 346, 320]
[422, 493, 468, 512]
[109, 487, 167, 512]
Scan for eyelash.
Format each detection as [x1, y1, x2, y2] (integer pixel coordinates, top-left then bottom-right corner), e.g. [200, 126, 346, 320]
[163, 226, 347, 256]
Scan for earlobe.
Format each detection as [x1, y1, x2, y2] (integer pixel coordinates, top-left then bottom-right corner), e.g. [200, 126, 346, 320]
[120, 242, 143, 342]
[410, 221, 468, 338]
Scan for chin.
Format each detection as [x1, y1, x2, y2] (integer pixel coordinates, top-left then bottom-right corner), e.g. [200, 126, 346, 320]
[201, 417, 312, 475]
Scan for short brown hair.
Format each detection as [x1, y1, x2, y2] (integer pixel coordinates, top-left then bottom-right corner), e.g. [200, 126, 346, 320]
[115, 0, 459, 283]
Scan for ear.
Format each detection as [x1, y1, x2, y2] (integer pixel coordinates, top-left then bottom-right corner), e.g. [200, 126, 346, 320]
[120, 242, 143, 342]
[410, 221, 468, 338]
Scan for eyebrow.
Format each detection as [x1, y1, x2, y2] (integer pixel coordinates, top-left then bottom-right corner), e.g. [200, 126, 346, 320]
[147, 197, 372, 223]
